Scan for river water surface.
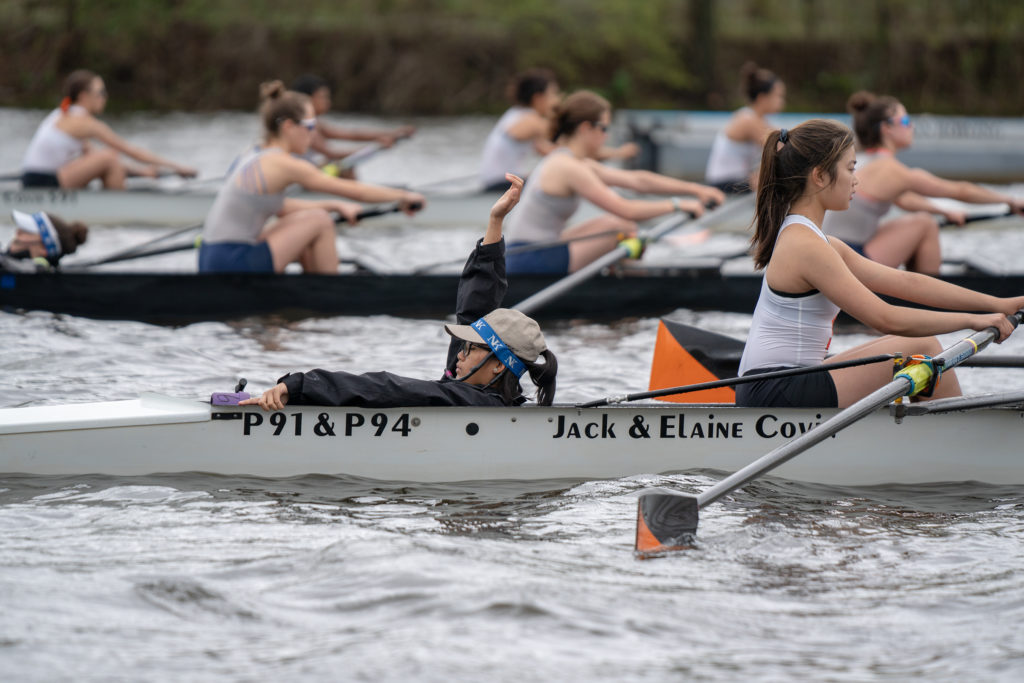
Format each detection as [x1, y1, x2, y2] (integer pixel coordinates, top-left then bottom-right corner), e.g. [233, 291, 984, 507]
[3, 109, 1024, 681]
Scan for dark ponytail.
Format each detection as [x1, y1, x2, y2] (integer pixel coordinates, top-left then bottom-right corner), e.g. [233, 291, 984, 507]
[740, 61, 778, 102]
[847, 90, 901, 149]
[752, 119, 854, 269]
[494, 349, 559, 405]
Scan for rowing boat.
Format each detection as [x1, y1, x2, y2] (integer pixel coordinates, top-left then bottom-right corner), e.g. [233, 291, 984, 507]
[0, 184, 609, 228]
[2, 392, 1022, 484]
[2, 256, 1021, 324]
[623, 110, 1024, 183]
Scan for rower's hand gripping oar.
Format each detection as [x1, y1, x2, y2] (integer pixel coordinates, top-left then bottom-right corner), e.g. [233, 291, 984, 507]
[512, 200, 734, 316]
[635, 309, 1024, 556]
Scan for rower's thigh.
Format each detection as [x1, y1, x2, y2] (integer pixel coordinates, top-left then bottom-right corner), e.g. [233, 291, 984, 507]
[864, 213, 938, 267]
[565, 215, 636, 272]
[828, 334, 949, 407]
[262, 208, 334, 270]
[57, 149, 120, 188]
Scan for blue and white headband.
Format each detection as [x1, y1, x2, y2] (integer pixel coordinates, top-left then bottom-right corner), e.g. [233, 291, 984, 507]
[471, 317, 526, 378]
[11, 210, 61, 257]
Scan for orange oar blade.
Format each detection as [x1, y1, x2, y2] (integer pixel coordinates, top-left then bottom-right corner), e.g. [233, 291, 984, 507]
[634, 489, 699, 557]
[649, 320, 736, 403]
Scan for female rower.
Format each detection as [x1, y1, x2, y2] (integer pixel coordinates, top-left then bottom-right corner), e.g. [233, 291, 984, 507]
[198, 81, 424, 274]
[2, 210, 87, 271]
[479, 69, 638, 192]
[704, 62, 786, 194]
[822, 91, 1024, 274]
[290, 74, 416, 177]
[736, 119, 1024, 409]
[240, 175, 559, 409]
[19, 70, 197, 189]
[504, 90, 724, 275]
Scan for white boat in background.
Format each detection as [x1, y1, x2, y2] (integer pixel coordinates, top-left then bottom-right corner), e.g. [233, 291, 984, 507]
[0, 184, 542, 228]
[2, 392, 1023, 485]
[622, 110, 1024, 183]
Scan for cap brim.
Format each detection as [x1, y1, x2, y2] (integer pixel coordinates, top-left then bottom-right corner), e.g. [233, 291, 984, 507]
[11, 210, 38, 234]
[444, 323, 485, 344]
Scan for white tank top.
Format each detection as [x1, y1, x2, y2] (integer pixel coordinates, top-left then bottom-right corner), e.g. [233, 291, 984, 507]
[479, 107, 533, 186]
[704, 109, 762, 184]
[21, 106, 87, 173]
[738, 215, 841, 375]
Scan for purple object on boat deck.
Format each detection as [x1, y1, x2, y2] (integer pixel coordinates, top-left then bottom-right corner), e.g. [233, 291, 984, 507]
[210, 392, 251, 405]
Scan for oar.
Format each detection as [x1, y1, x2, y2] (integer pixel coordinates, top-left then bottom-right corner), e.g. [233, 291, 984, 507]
[634, 310, 1024, 555]
[512, 200, 740, 316]
[65, 222, 204, 269]
[939, 207, 1016, 227]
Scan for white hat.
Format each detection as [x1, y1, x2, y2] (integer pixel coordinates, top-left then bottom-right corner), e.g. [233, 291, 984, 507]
[11, 210, 61, 257]
[445, 308, 547, 377]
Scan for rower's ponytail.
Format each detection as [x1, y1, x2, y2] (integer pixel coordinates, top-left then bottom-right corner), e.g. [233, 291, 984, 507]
[752, 119, 854, 269]
[258, 80, 310, 139]
[847, 90, 900, 149]
[550, 91, 609, 142]
[492, 348, 559, 405]
[527, 349, 558, 406]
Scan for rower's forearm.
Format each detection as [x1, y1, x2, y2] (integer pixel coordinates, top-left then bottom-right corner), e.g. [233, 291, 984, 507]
[877, 270, 1003, 312]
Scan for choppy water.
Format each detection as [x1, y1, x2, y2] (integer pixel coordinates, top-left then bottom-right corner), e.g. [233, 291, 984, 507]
[3, 109, 1024, 681]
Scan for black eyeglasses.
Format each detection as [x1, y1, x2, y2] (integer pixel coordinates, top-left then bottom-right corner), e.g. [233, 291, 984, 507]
[460, 341, 490, 356]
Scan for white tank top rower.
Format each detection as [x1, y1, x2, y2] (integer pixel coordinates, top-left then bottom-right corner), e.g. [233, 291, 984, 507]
[704, 108, 762, 192]
[20, 106, 88, 183]
[480, 107, 534, 190]
[737, 215, 841, 406]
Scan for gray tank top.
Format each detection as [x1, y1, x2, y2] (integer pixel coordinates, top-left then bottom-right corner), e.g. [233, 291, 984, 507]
[505, 149, 581, 243]
[203, 149, 286, 244]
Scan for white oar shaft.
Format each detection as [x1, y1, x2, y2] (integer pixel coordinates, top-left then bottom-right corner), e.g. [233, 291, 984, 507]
[696, 321, 1008, 508]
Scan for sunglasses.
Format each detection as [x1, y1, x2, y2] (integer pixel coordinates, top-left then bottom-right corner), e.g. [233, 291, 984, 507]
[888, 114, 912, 127]
[300, 117, 317, 131]
[593, 122, 610, 133]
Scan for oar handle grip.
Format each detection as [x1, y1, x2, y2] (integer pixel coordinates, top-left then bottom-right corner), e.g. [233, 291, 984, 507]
[335, 201, 423, 224]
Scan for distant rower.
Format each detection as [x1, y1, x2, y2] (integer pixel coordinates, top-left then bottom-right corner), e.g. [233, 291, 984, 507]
[704, 62, 786, 194]
[20, 70, 197, 189]
[479, 69, 638, 192]
[198, 81, 424, 274]
[504, 91, 724, 275]
[821, 91, 1024, 274]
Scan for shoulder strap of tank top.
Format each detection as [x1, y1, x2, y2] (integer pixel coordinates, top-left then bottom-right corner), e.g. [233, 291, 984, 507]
[779, 214, 830, 244]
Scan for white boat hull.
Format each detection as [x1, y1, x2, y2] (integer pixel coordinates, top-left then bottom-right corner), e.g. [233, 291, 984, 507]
[2, 394, 1022, 485]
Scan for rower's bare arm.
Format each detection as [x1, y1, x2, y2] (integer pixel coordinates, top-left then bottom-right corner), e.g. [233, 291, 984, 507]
[596, 142, 639, 161]
[590, 163, 725, 206]
[506, 111, 548, 142]
[239, 383, 290, 411]
[293, 162, 425, 211]
[89, 120, 196, 177]
[483, 174, 523, 245]
[573, 163, 692, 221]
[903, 167, 1012, 207]
[818, 237, 1015, 338]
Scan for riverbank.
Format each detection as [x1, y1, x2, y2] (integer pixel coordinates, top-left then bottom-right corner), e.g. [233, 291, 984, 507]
[2, 0, 1023, 115]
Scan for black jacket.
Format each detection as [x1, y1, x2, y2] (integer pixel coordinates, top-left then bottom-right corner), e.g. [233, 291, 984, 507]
[279, 238, 519, 407]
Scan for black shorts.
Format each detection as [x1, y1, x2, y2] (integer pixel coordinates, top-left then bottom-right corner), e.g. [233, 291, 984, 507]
[735, 366, 838, 408]
[21, 171, 60, 188]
